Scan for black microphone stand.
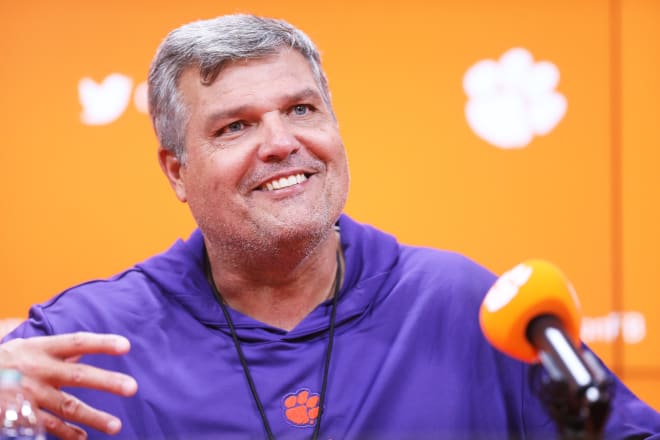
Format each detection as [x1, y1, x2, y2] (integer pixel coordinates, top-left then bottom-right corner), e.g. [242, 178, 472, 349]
[528, 315, 612, 440]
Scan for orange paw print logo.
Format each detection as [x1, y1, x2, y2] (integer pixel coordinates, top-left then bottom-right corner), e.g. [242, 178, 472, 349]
[283, 389, 320, 426]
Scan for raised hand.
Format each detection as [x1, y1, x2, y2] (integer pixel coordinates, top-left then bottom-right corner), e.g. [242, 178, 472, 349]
[0, 332, 138, 439]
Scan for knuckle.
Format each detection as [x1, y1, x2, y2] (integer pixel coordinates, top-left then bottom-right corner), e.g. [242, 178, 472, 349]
[70, 425, 88, 440]
[0, 338, 24, 368]
[59, 393, 82, 418]
[0, 346, 13, 368]
[71, 332, 86, 348]
[20, 357, 41, 377]
[4, 336, 26, 348]
[0, 338, 46, 378]
[68, 364, 85, 385]
[42, 410, 88, 440]
[42, 411, 64, 431]
[19, 376, 39, 397]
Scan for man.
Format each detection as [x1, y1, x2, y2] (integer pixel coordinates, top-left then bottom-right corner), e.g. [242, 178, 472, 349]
[1, 13, 659, 440]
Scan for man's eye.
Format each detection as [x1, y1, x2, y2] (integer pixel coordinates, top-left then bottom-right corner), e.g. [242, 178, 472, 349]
[226, 121, 245, 132]
[292, 104, 310, 116]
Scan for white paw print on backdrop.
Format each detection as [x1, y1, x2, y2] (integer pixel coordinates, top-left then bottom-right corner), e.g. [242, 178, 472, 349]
[463, 48, 567, 149]
[78, 74, 148, 126]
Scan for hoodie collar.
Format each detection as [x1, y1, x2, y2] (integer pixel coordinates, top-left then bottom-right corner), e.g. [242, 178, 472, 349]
[136, 214, 399, 341]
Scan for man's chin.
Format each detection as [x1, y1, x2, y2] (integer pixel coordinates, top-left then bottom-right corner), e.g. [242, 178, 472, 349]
[255, 213, 337, 247]
[267, 217, 331, 241]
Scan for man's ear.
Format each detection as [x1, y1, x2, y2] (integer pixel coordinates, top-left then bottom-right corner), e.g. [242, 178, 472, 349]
[158, 147, 187, 202]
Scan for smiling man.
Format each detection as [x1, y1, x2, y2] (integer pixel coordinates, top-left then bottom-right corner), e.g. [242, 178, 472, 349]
[1, 13, 660, 440]
[158, 47, 349, 330]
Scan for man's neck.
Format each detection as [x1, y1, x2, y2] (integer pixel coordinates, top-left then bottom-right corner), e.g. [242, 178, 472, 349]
[205, 230, 342, 331]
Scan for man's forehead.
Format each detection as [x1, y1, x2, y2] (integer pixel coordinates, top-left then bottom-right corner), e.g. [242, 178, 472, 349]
[185, 48, 313, 85]
[178, 50, 320, 100]
[176, 52, 326, 122]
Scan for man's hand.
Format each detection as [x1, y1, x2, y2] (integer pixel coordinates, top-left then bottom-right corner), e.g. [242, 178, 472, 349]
[0, 332, 138, 439]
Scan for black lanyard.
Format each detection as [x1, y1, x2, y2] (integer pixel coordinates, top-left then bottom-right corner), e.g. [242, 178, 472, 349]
[206, 249, 342, 440]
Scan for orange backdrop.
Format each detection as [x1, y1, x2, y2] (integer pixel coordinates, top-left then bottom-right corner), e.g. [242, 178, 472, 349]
[1, 0, 659, 409]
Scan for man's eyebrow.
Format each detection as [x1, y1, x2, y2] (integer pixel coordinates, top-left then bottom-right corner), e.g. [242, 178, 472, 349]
[205, 88, 324, 123]
[206, 105, 251, 124]
[284, 87, 324, 104]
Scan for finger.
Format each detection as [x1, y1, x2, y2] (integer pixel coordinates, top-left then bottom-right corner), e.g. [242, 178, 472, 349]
[28, 332, 132, 358]
[24, 364, 138, 398]
[35, 387, 123, 437]
[39, 409, 89, 440]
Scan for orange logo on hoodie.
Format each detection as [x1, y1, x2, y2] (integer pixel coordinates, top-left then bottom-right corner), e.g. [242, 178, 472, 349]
[283, 389, 320, 426]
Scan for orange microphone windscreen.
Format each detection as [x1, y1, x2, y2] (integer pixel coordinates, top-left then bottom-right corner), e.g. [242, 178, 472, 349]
[479, 259, 582, 363]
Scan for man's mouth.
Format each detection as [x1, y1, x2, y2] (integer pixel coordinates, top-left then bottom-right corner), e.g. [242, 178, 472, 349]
[260, 173, 308, 191]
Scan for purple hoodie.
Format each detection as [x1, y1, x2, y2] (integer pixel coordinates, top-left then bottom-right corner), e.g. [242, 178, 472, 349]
[4, 215, 660, 439]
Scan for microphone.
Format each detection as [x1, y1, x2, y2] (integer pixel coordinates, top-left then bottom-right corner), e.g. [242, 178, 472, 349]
[480, 260, 612, 437]
[479, 259, 608, 397]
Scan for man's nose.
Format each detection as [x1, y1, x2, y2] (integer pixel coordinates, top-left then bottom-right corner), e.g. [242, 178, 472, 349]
[257, 112, 300, 162]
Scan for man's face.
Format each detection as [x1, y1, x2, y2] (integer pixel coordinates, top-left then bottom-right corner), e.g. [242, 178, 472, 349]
[161, 49, 349, 254]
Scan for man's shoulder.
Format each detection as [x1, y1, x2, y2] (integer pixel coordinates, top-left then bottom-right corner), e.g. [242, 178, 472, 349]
[399, 245, 492, 276]
[14, 230, 207, 337]
[23, 266, 162, 335]
[46, 266, 154, 306]
[394, 245, 496, 302]
[339, 214, 496, 292]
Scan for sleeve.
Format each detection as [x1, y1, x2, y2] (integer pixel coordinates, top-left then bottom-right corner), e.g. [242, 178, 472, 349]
[603, 370, 660, 439]
[521, 345, 660, 439]
[1, 305, 56, 342]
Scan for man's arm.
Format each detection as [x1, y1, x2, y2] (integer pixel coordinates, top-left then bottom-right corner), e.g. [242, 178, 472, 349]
[0, 332, 138, 440]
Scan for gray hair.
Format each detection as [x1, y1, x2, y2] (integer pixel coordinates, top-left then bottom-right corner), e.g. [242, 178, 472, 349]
[147, 14, 332, 162]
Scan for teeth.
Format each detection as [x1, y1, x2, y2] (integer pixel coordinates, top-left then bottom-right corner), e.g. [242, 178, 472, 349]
[262, 173, 307, 191]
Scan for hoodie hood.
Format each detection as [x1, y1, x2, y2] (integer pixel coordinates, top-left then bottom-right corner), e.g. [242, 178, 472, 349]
[135, 214, 400, 342]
